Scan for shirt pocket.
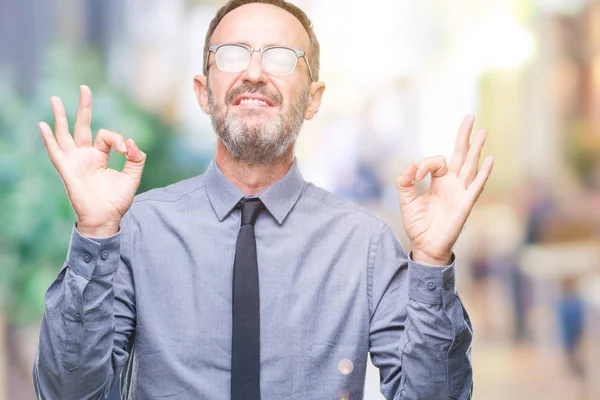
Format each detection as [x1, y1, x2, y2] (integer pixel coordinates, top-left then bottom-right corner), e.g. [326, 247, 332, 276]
[309, 343, 365, 399]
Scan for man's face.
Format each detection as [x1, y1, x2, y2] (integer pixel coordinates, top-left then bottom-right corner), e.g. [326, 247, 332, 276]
[195, 3, 325, 165]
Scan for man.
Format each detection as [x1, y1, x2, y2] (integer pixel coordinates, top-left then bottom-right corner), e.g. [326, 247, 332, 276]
[33, 0, 493, 398]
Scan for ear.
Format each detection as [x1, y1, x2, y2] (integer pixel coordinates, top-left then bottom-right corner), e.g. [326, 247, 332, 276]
[193, 74, 211, 115]
[304, 81, 326, 121]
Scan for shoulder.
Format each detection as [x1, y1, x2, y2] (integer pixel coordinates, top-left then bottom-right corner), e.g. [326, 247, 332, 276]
[122, 174, 207, 229]
[301, 182, 386, 231]
[133, 174, 206, 205]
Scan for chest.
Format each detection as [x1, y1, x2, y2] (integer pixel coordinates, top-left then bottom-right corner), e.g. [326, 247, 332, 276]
[128, 216, 372, 397]
[132, 216, 371, 351]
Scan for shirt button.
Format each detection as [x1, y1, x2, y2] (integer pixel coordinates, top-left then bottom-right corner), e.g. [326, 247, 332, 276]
[83, 253, 91, 263]
[444, 279, 453, 291]
[101, 251, 109, 261]
[74, 313, 82, 322]
[427, 281, 436, 290]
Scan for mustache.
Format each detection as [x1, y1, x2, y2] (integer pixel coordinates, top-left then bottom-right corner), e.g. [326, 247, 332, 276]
[225, 84, 283, 106]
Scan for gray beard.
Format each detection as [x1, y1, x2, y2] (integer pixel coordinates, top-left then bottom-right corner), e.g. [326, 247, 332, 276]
[208, 84, 309, 165]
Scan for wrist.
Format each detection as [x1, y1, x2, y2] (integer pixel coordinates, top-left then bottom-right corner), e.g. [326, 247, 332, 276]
[76, 221, 120, 238]
[411, 249, 452, 266]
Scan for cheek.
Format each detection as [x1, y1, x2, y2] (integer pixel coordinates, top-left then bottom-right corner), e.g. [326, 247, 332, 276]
[271, 78, 303, 106]
[210, 74, 238, 105]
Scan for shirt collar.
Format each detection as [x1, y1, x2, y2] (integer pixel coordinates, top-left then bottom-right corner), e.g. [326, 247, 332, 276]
[204, 158, 305, 225]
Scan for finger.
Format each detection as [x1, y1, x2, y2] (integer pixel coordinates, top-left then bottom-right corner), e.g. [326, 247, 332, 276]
[50, 96, 76, 151]
[395, 163, 419, 208]
[448, 115, 475, 173]
[38, 121, 67, 173]
[93, 129, 128, 156]
[459, 129, 487, 186]
[122, 138, 147, 180]
[415, 155, 448, 181]
[73, 85, 93, 147]
[467, 155, 494, 203]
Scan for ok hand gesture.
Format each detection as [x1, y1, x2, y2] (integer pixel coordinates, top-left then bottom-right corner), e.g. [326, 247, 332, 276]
[39, 85, 146, 237]
[395, 116, 494, 266]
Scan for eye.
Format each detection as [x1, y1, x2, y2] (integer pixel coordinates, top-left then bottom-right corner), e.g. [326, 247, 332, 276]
[215, 45, 250, 72]
[262, 48, 297, 75]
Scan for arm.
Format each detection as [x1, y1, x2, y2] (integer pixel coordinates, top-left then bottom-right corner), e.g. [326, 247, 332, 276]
[33, 223, 135, 399]
[369, 224, 472, 400]
[374, 115, 493, 398]
[33, 86, 146, 398]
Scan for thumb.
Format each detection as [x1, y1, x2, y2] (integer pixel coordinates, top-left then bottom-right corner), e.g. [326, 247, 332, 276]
[395, 163, 418, 208]
[122, 138, 146, 180]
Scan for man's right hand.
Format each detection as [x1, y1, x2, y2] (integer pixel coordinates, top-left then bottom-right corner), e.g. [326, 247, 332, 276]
[39, 85, 146, 238]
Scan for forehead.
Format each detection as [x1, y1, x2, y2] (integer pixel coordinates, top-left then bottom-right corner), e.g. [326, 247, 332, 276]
[211, 3, 310, 50]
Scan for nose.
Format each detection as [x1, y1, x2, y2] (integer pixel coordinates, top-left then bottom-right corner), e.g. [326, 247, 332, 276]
[240, 50, 269, 84]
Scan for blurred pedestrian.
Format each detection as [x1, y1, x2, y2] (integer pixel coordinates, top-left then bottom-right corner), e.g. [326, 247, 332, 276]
[557, 276, 585, 378]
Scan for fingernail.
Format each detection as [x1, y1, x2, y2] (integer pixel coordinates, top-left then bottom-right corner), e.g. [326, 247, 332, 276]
[415, 170, 423, 180]
[120, 143, 127, 153]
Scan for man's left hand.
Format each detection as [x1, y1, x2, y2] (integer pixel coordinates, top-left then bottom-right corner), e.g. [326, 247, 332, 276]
[395, 115, 494, 266]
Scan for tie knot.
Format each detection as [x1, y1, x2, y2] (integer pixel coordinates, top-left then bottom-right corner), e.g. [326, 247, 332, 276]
[239, 198, 264, 226]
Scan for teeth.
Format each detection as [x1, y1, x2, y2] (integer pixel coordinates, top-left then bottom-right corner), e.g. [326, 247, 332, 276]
[239, 98, 268, 106]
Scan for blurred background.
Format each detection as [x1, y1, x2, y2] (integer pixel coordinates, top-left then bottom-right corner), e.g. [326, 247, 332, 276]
[1, 0, 599, 399]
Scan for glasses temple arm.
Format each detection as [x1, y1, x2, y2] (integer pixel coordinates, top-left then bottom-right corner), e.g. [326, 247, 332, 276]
[303, 56, 315, 82]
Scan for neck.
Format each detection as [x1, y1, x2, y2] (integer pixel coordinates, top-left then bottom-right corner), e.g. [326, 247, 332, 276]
[214, 140, 294, 195]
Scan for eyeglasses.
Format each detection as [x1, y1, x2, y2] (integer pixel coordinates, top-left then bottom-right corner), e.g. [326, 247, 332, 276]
[206, 43, 315, 82]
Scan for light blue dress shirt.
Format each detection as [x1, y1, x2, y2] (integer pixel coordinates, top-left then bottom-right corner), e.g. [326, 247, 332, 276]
[33, 158, 473, 399]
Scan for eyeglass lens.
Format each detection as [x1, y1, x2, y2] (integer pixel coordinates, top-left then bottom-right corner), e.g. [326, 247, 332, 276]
[215, 45, 298, 76]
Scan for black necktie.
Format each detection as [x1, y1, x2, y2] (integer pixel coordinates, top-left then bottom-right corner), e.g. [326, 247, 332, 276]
[231, 198, 264, 400]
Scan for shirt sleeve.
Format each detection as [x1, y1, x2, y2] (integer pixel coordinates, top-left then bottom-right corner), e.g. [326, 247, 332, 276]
[368, 224, 473, 400]
[33, 217, 136, 399]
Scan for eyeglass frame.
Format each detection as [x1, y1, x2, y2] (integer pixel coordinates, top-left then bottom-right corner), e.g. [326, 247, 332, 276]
[205, 42, 315, 82]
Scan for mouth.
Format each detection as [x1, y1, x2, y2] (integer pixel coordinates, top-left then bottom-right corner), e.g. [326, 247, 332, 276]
[232, 94, 275, 107]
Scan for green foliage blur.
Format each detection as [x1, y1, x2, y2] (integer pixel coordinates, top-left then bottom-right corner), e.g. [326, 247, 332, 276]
[0, 45, 211, 324]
